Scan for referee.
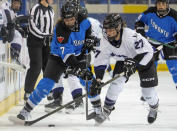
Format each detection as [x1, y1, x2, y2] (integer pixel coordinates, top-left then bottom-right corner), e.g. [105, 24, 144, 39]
[24, 0, 54, 101]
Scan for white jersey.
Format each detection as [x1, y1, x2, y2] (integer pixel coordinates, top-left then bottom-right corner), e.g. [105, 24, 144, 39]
[87, 17, 103, 39]
[0, 1, 16, 28]
[94, 28, 154, 67]
[0, 1, 22, 46]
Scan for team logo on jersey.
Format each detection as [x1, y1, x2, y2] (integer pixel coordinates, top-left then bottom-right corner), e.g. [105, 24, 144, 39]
[57, 36, 64, 43]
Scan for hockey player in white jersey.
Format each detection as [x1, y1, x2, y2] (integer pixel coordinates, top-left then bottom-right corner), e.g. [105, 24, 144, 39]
[88, 13, 159, 125]
[0, 0, 23, 63]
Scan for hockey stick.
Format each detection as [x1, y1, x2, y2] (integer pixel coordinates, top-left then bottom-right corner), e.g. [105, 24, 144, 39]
[85, 51, 89, 120]
[147, 37, 176, 49]
[24, 72, 124, 126]
[0, 61, 26, 72]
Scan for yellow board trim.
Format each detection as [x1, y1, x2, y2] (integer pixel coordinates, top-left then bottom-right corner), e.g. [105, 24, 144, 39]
[0, 88, 24, 116]
[0, 73, 42, 117]
[123, 5, 148, 13]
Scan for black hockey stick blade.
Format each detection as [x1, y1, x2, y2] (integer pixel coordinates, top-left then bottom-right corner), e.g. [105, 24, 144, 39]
[24, 72, 124, 126]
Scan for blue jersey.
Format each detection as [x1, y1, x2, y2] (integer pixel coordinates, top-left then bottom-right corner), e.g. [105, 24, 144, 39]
[50, 19, 91, 63]
[137, 7, 177, 43]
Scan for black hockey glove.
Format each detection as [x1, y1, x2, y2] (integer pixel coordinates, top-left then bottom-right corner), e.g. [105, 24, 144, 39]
[6, 22, 15, 43]
[89, 79, 103, 97]
[123, 58, 137, 82]
[0, 26, 8, 43]
[135, 21, 145, 37]
[65, 66, 93, 81]
[15, 15, 31, 24]
[83, 35, 100, 52]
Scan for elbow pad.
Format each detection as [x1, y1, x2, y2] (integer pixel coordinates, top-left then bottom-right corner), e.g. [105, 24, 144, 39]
[135, 21, 145, 37]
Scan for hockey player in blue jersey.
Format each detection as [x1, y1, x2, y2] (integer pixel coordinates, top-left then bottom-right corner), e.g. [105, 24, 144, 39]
[135, 0, 177, 90]
[44, 3, 102, 114]
[8, 1, 96, 123]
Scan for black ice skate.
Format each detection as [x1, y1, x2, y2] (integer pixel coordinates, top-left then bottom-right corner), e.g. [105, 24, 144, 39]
[65, 99, 84, 114]
[147, 102, 159, 124]
[87, 106, 114, 126]
[8, 108, 31, 125]
[88, 111, 107, 126]
[45, 97, 63, 113]
[47, 91, 54, 101]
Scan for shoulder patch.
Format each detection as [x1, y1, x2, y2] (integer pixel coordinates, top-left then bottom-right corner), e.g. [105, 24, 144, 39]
[57, 36, 64, 43]
[56, 21, 71, 44]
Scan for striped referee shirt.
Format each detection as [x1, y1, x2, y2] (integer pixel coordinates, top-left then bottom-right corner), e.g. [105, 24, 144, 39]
[29, 3, 54, 39]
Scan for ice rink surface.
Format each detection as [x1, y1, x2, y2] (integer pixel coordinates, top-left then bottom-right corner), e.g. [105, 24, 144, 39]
[0, 72, 177, 131]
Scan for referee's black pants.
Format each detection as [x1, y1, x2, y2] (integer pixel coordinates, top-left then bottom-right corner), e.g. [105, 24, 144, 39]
[25, 34, 50, 93]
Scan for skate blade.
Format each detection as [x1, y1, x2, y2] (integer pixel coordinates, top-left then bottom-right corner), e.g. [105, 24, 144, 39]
[8, 116, 25, 125]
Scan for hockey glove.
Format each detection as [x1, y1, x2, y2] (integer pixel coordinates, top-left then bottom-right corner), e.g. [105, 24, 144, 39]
[66, 66, 93, 81]
[89, 79, 103, 97]
[135, 21, 145, 37]
[83, 35, 100, 52]
[6, 22, 15, 43]
[0, 26, 8, 43]
[123, 58, 137, 82]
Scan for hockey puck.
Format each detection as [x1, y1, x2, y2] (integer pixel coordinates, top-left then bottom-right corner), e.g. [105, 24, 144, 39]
[48, 124, 55, 127]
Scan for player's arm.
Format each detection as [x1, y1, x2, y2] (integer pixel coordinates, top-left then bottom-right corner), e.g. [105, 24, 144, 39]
[83, 20, 100, 52]
[135, 7, 156, 36]
[93, 43, 110, 80]
[132, 33, 154, 71]
[0, 9, 15, 43]
[172, 10, 177, 46]
[51, 23, 92, 80]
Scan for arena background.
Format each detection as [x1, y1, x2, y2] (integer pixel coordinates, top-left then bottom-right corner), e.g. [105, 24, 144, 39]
[0, 0, 177, 116]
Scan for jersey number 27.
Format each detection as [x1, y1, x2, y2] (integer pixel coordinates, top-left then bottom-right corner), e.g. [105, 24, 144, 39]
[135, 39, 144, 49]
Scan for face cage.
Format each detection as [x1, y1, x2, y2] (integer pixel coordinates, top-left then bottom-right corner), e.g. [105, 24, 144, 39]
[102, 24, 122, 42]
[156, 1, 169, 17]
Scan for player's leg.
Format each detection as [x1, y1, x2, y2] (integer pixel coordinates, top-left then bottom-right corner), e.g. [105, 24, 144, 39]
[24, 34, 44, 101]
[9, 55, 66, 123]
[138, 60, 159, 124]
[65, 75, 84, 114]
[45, 74, 64, 112]
[166, 60, 177, 89]
[163, 45, 177, 88]
[88, 61, 126, 125]
[101, 61, 126, 121]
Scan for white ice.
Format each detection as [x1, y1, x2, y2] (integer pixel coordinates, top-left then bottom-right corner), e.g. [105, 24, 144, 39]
[0, 72, 177, 131]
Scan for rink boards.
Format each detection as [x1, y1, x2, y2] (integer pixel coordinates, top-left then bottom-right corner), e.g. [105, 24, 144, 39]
[0, 39, 29, 116]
